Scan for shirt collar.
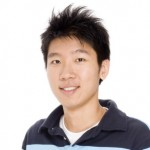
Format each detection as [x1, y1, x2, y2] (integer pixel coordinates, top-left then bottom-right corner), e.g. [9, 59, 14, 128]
[38, 105, 64, 132]
[39, 100, 127, 133]
[100, 100, 127, 131]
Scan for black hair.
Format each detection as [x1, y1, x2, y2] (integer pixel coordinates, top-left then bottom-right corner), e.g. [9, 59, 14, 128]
[41, 4, 110, 84]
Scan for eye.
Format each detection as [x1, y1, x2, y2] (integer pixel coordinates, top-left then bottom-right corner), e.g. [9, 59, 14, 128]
[76, 58, 86, 63]
[51, 60, 61, 64]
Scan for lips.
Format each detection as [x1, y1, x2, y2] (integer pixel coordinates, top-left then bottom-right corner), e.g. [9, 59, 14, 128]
[62, 87, 78, 91]
[59, 86, 80, 95]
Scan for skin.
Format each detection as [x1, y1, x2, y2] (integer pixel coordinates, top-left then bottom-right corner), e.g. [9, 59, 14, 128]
[47, 37, 110, 132]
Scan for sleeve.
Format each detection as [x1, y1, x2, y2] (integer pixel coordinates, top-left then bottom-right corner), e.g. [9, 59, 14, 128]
[133, 123, 150, 149]
[22, 130, 29, 150]
[21, 119, 45, 150]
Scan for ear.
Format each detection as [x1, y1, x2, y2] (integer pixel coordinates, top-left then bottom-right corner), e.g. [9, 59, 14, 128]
[99, 59, 110, 81]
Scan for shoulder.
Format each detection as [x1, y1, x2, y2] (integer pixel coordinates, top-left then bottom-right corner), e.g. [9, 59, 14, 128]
[22, 119, 45, 149]
[26, 119, 45, 135]
[126, 116, 150, 149]
[24, 119, 46, 141]
[127, 116, 149, 132]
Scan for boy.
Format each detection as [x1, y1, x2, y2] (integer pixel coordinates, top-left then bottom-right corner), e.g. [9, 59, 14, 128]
[22, 5, 150, 150]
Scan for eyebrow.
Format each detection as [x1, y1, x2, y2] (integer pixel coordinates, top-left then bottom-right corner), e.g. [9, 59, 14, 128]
[47, 49, 89, 59]
[72, 49, 89, 55]
[47, 52, 61, 58]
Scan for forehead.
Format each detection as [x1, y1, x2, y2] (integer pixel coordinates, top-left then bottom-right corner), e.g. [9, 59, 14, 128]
[48, 37, 95, 55]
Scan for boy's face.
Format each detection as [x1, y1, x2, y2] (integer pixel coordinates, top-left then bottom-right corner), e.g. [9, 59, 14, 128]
[47, 37, 109, 110]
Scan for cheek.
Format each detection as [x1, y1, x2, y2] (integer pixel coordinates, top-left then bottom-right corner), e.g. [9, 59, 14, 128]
[79, 66, 99, 82]
[47, 69, 58, 85]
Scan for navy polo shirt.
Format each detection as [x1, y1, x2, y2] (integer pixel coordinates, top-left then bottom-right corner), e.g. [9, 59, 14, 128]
[22, 100, 150, 150]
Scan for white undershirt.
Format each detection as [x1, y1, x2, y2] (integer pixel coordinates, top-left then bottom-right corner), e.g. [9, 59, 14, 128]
[59, 115, 99, 145]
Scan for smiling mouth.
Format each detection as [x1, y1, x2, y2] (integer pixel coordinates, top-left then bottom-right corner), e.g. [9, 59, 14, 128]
[60, 86, 80, 94]
[62, 87, 78, 91]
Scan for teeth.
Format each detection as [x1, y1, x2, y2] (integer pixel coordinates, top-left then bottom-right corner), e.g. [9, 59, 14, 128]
[63, 87, 77, 91]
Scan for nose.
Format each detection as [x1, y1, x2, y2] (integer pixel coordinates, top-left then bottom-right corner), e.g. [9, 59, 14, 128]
[59, 63, 76, 80]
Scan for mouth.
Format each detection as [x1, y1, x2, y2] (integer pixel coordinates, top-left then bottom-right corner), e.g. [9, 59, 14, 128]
[59, 86, 80, 95]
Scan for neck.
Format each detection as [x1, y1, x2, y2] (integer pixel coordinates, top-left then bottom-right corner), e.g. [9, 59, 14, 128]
[63, 101, 107, 132]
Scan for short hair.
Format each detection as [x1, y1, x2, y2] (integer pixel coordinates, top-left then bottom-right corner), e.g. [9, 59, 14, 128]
[41, 4, 110, 65]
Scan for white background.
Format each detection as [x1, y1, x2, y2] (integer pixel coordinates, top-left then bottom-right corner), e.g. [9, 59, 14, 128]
[0, 0, 150, 149]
